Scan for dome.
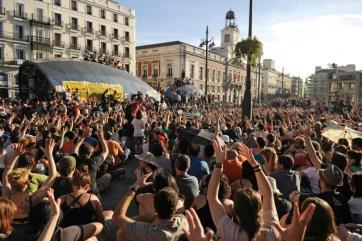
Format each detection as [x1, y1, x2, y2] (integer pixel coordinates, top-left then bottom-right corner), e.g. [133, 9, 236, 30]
[226, 9, 235, 20]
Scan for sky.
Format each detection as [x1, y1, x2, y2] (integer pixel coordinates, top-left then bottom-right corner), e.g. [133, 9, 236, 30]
[119, 0, 362, 79]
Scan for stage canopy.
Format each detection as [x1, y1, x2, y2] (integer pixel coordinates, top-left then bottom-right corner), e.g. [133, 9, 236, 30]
[18, 59, 160, 100]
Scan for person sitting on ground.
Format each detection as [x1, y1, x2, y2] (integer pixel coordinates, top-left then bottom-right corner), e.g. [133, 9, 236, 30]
[16, 152, 48, 195]
[2, 141, 56, 232]
[136, 169, 184, 217]
[74, 127, 110, 195]
[52, 155, 76, 199]
[271, 155, 301, 200]
[174, 154, 199, 209]
[149, 141, 172, 173]
[113, 173, 189, 241]
[59, 165, 105, 240]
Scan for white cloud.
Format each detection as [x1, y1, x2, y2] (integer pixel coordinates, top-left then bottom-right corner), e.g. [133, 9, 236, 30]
[259, 14, 362, 78]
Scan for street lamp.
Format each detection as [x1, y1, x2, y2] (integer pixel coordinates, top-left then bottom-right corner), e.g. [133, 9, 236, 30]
[241, 0, 253, 119]
[199, 25, 215, 99]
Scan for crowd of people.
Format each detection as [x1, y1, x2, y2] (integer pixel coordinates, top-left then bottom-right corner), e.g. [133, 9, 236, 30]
[0, 92, 361, 241]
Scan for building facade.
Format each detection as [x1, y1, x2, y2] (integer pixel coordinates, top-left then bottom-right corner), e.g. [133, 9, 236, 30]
[261, 59, 293, 100]
[136, 41, 260, 104]
[0, 0, 136, 74]
[135, 10, 262, 104]
[306, 65, 356, 102]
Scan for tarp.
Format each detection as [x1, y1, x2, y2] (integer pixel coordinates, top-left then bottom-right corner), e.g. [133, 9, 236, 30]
[18, 59, 160, 100]
[164, 84, 203, 98]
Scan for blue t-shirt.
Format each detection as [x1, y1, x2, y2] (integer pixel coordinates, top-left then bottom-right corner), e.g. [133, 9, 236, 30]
[189, 155, 210, 181]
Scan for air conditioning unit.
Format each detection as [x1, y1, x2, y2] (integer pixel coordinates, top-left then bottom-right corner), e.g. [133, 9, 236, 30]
[17, 59, 24, 65]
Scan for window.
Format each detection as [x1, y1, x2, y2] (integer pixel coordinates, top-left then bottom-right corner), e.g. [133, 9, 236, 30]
[199, 67, 203, 80]
[71, 17, 78, 30]
[16, 49, 25, 59]
[142, 65, 147, 78]
[35, 51, 43, 60]
[190, 64, 194, 79]
[217, 71, 221, 82]
[86, 21, 93, 33]
[125, 17, 129, 26]
[125, 64, 130, 73]
[71, 0, 77, 11]
[113, 28, 118, 39]
[167, 64, 173, 77]
[70, 36, 78, 49]
[86, 39, 93, 51]
[14, 25, 24, 40]
[36, 29, 43, 38]
[0, 47, 4, 62]
[54, 13, 62, 26]
[212, 69, 216, 81]
[153, 64, 158, 77]
[113, 45, 118, 55]
[86, 5, 92, 15]
[100, 9, 105, 19]
[54, 0, 61, 6]
[100, 25, 106, 36]
[113, 13, 118, 22]
[125, 31, 130, 42]
[36, 8, 43, 21]
[124, 47, 130, 57]
[224, 34, 230, 43]
[100, 42, 106, 54]
[15, 3, 25, 18]
[54, 33, 61, 47]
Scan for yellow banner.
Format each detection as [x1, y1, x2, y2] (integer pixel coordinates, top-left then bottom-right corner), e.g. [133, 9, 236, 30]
[63, 81, 124, 101]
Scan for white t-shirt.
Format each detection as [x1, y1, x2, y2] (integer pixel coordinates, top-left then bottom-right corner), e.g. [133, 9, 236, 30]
[302, 167, 320, 194]
[131, 118, 145, 137]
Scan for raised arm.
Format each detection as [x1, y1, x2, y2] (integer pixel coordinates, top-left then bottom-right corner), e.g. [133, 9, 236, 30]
[303, 125, 322, 170]
[2, 144, 24, 197]
[239, 144, 276, 213]
[97, 127, 109, 161]
[207, 139, 227, 226]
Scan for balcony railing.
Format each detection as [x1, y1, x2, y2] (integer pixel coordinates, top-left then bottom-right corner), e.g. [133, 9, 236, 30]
[152, 74, 159, 78]
[70, 24, 80, 31]
[0, 31, 29, 42]
[86, 46, 96, 52]
[167, 73, 173, 77]
[53, 20, 63, 28]
[123, 53, 130, 58]
[112, 51, 119, 56]
[69, 43, 81, 50]
[124, 36, 130, 42]
[0, 59, 25, 66]
[30, 14, 51, 25]
[112, 34, 119, 40]
[100, 31, 107, 37]
[13, 10, 27, 19]
[0, 8, 5, 15]
[100, 49, 107, 54]
[53, 40, 65, 48]
[86, 28, 93, 34]
[30, 36, 51, 45]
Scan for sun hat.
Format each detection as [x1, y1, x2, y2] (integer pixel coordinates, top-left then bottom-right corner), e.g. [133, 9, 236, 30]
[135, 152, 160, 168]
[318, 164, 343, 187]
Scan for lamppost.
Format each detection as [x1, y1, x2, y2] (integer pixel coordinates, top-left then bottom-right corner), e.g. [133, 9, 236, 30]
[199, 26, 215, 99]
[241, 0, 253, 119]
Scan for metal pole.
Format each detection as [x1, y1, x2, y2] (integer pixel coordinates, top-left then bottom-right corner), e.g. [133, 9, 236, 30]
[258, 60, 261, 103]
[242, 0, 253, 119]
[281, 67, 284, 95]
[205, 26, 209, 99]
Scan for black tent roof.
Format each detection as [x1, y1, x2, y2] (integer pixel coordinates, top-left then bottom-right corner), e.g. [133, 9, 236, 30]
[19, 59, 160, 99]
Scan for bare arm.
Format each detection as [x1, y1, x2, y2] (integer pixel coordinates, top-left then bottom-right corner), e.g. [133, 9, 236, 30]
[303, 125, 322, 170]
[239, 144, 276, 213]
[2, 144, 24, 197]
[207, 140, 227, 227]
[97, 127, 109, 161]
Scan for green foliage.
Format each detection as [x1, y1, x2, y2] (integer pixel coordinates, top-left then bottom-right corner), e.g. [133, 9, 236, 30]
[234, 37, 263, 67]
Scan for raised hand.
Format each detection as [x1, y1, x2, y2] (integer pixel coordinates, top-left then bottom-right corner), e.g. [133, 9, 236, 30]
[135, 172, 153, 188]
[238, 144, 257, 166]
[183, 208, 214, 241]
[273, 202, 316, 241]
[45, 138, 56, 155]
[47, 188, 61, 217]
[212, 138, 227, 163]
[13, 143, 25, 157]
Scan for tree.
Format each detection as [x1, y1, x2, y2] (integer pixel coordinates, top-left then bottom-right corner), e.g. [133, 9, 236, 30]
[234, 37, 263, 67]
